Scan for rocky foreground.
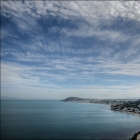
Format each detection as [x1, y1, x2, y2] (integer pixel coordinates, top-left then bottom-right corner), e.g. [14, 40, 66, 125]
[129, 131, 140, 140]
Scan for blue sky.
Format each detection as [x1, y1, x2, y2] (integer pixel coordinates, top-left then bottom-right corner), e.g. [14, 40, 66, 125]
[1, 1, 140, 99]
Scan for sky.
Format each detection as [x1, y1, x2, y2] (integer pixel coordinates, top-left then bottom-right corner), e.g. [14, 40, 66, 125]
[1, 1, 140, 100]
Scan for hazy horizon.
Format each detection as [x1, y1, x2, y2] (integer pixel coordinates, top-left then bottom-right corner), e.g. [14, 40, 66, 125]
[1, 96, 139, 101]
[1, 1, 140, 99]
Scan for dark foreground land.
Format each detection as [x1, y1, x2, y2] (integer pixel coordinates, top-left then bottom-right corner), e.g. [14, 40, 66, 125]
[130, 131, 140, 140]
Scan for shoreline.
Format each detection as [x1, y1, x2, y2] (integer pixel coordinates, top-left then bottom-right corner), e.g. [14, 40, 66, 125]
[63, 100, 140, 139]
[111, 109, 140, 117]
[65, 101, 140, 116]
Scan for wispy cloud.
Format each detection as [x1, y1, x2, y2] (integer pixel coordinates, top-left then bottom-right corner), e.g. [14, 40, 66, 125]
[1, 1, 140, 99]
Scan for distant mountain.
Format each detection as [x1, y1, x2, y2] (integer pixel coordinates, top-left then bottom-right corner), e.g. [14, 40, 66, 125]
[62, 97, 86, 102]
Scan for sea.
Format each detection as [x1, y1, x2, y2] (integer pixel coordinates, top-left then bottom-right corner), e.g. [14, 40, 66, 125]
[1, 100, 140, 139]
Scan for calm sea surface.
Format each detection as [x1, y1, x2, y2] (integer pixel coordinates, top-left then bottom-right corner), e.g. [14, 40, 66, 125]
[1, 100, 140, 139]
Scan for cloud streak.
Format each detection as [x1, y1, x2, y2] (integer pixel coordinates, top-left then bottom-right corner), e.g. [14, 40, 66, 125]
[1, 1, 140, 99]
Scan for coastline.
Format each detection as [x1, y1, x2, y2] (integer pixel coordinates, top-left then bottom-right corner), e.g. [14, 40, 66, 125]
[114, 109, 140, 140]
[64, 100, 140, 116]
[112, 109, 140, 117]
[65, 100, 140, 116]
[64, 101, 140, 139]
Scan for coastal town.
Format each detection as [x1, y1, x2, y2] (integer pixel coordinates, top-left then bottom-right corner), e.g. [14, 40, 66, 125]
[110, 99, 140, 114]
[62, 97, 140, 114]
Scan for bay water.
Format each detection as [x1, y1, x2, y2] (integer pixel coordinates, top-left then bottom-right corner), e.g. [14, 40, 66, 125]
[1, 100, 140, 139]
